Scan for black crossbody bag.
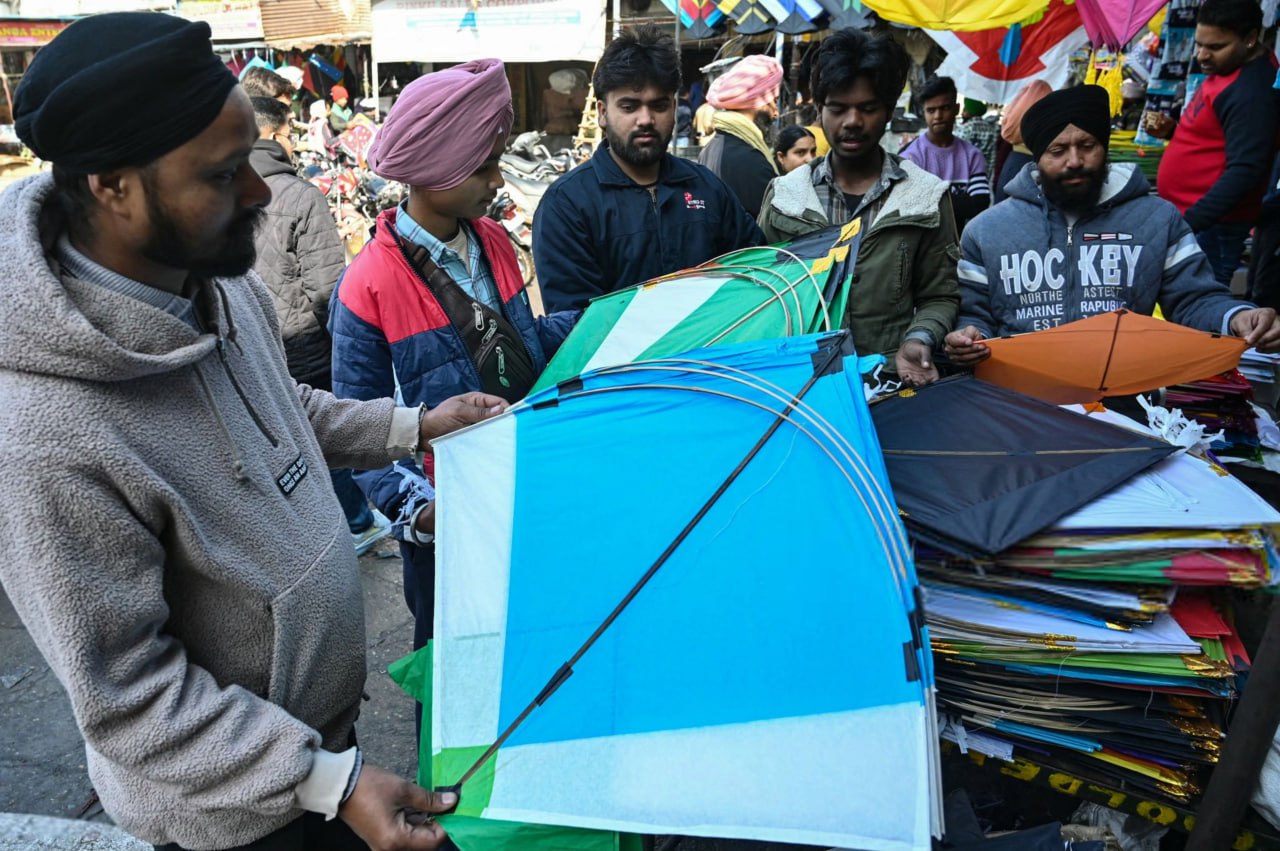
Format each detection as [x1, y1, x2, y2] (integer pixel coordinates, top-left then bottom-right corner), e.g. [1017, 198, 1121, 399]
[393, 232, 538, 403]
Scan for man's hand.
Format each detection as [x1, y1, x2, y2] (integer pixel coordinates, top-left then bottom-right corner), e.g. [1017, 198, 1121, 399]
[414, 501, 436, 537]
[895, 339, 940, 386]
[1231, 307, 1280, 353]
[943, 326, 991, 367]
[338, 764, 455, 851]
[420, 393, 508, 445]
[1142, 111, 1176, 140]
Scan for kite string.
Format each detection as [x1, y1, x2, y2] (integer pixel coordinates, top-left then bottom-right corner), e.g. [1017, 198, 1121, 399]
[443, 339, 848, 795]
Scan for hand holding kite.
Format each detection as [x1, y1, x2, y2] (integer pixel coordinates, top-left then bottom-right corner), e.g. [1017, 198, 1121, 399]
[1230, 307, 1280, 352]
[896, 338, 940, 385]
[944, 325, 990, 366]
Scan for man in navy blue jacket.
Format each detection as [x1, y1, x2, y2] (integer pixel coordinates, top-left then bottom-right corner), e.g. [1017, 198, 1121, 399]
[534, 25, 764, 313]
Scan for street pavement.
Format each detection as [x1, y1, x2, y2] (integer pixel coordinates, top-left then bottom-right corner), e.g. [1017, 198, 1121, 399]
[0, 538, 417, 847]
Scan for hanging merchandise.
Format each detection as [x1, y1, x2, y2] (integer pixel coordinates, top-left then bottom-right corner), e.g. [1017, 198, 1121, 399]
[1075, 0, 1167, 51]
[1135, 0, 1201, 145]
[814, 0, 876, 28]
[758, 0, 827, 33]
[714, 0, 777, 33]
[925, 0, 1087, 103]
[659, 0, 726, 38]
[864, 0, 1050, 32]
[430, 332, 940, 848]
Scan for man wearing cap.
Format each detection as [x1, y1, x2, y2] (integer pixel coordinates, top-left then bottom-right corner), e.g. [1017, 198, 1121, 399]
[330, 84, 352, 134]
[697, 54, 784, 217]
[329, 59, 576, 658]
[0, 13, 504, 851]
[944, 85, 1280, 366]
[955, 96, 997, 178]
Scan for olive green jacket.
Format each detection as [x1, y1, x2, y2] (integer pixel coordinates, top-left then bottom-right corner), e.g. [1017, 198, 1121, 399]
[758, 154, 960, 365]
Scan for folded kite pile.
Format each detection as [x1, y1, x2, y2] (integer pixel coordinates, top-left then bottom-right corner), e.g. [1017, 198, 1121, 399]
[1165, 369, 1262, 463]
[872, 378, 1277, 806]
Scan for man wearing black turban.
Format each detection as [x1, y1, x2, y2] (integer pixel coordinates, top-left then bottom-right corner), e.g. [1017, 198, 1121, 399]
[943, 84, 1280, 365]
[1, 12, 499, 851]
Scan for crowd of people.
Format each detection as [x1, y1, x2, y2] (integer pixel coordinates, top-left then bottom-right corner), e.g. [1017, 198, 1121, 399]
[1, 4, 1279, 851]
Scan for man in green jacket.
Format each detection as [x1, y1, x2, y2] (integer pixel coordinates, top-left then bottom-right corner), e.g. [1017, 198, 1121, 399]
[758, 29, 960, 385]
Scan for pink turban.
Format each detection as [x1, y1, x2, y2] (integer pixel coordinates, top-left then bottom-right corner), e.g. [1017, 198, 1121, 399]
[1001, 79, 1052, 146]
[707, 55, 783, 111]
[367, 58, 514, 190]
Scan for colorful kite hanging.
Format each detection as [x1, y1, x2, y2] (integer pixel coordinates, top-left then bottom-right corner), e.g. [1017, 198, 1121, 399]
[1075, 0, 1167, 50]
[814, 0, 875, 28]
[925, 0, 1086, 103]
[659, 0, 726, 39]
[715, 0, 777, 34]
[864, 0, 1050, 32]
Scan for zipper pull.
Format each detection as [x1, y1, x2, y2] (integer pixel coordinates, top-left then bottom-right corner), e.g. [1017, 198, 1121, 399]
[483, 318, 498, 344]
[473, 303, 484, 330]
[1067, 225, 1074, 248]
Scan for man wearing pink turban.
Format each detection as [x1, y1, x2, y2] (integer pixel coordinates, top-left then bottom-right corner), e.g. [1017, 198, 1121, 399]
[331, 59, 577, 663]
[698, 54, 784, 217]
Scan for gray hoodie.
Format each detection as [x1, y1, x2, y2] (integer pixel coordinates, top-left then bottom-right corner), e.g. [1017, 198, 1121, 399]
[0, 174, 412, 848]
[958, 162, 1248, 337]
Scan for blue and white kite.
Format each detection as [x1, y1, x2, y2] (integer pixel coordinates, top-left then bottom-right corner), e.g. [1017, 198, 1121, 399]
[430, 333, 940, 849]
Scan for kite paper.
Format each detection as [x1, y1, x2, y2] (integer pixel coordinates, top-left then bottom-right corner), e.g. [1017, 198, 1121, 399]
[976, 310, 1247, 405]
[659, 0, 725, 39]
[866, 0, 1050, 31]
[869, 375, 1175, 557]
[431, 333, 939, 849]
[926, 0, 1086, 103]
[534, 222, 863, 390]
[714, 0, 776, 33]
[1075, 0, 1166, 50]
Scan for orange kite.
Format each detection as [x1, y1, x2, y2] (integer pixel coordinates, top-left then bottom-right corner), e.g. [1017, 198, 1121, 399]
[975, 310, 1246, 405]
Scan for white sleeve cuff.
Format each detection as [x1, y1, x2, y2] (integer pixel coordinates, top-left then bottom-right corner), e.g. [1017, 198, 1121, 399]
[1222, 305, 1252, 338]
[387, 405, 424, 458]
[295, 746, 359, 819]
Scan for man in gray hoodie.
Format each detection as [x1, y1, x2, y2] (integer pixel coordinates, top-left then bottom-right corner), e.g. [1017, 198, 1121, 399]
[945, 85, 1280, 366]
[0, 13, 503, 851]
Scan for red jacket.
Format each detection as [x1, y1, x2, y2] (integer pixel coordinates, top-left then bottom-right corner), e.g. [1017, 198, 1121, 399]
[1157, 54, 1280, 231]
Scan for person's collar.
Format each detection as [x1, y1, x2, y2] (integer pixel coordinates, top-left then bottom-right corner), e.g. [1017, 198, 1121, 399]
[592, 141, 689, 187]
[812, 149, 905, 187]
[396, 202, 468, 262]
[55, 235, 198, 327]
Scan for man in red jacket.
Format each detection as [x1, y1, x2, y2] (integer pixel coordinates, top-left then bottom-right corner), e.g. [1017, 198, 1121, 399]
[1151, 0, 1280, 286]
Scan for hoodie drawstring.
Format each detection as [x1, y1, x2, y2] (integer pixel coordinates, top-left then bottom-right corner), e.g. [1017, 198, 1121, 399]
[194, 366, 252, 484]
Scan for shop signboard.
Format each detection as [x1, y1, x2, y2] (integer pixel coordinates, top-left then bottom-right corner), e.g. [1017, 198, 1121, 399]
[0, 19, 69, 46]
[372, 0, 605, 64]
[177, 0, 265, 41]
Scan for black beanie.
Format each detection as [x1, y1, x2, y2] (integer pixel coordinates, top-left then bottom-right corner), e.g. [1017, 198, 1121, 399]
[15, 13, 237, 173]
[1019, 85, 1112, 161]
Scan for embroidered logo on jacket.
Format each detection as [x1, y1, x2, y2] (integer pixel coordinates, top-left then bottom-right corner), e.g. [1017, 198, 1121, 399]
[684, 192, 706, 210]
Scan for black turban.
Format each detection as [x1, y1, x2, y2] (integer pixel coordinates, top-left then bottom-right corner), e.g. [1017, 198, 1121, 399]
[14, 13, 237, 173]
[1019, 85, 1112, 161]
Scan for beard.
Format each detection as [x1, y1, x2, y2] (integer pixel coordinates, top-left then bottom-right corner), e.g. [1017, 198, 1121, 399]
[1041, 165, 1107, 215]
[139, 170, 264, 278]
[604, 123, 671, 168]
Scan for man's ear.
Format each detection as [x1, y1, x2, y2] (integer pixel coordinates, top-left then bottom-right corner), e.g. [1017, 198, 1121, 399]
[596, 98, 607, 130]
[86, 169, 142, 220]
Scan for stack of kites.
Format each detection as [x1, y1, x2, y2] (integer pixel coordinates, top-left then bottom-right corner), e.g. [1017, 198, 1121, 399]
[871, 313, 1279, 807]
[1165, 369, 1263, 463]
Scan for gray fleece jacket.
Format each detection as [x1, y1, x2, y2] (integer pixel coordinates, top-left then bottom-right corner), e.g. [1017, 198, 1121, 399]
[959, 162, 1248, 336]
[0, 173, 411, 849]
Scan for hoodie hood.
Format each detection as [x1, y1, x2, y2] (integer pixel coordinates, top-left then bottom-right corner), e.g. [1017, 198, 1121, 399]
[249, 139, 296, 180]
[0, 172, 234, 383]
[1004, 160, 1151, 210]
